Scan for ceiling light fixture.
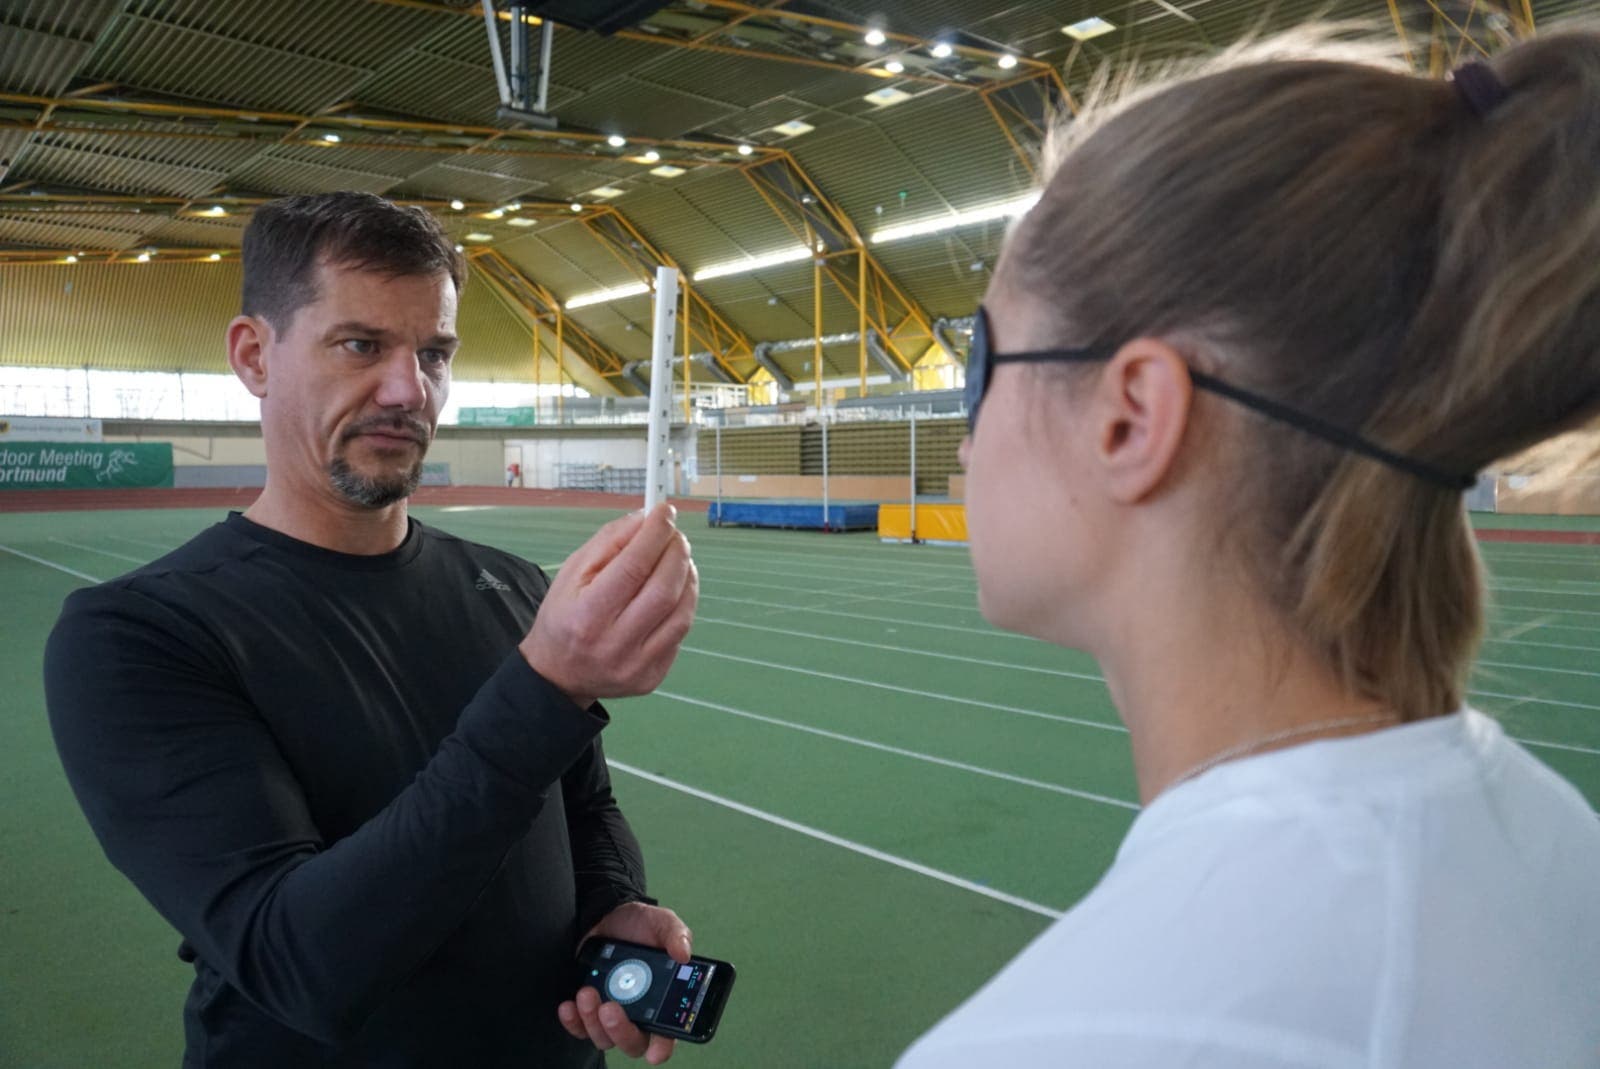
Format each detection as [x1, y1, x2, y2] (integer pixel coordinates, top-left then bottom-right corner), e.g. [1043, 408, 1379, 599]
[693, 244, 812, 282]
[566, 281, 651, 309]
[570, 202, 584, 212]
[450, 199, 465, 210]
[642, 149, 661, 163]
[998, 53, 1018, 69]
[650, 164, 686, 178]
[864, 28, 886, 46]
[64, 255, 78, 263]
[323, 133, 341, 143]
[206, 205, 227, 216]
[864, 86, 912, 107]
[930, 41, 953, 58]
[1062, 16, 1115, 40]
[606, 134, 627, 148]
[135, 252, 151, 262]
[870, 191, 1041, 244]
[884, 59, 905, 73]
[208, 252, 222, 261]
[737, 143, 754, 155]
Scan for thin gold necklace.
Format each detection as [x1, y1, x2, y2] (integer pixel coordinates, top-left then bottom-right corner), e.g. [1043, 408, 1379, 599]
[1167, 713, 1399, 793]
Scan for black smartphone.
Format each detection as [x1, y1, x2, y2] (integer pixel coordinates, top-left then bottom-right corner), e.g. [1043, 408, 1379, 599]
[576, 936, 736, 1044]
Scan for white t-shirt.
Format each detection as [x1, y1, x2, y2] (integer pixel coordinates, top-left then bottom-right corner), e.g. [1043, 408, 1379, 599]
[897, 710, 1600, 1069]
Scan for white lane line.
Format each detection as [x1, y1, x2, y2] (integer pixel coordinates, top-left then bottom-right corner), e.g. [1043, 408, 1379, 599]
[607, 759, 1066, 920]
[1478, 633, 1600, 652]
[1471, 687, 1600, 715]
[1475, 658, 1600, 681]
[0, 544, 104, 583]
[1491, 583, 1600, 599]
[678, 645, 1124, 733]
[696, 614, 1100, 681]
[107, 534, 178, 551]
[698, 591, 1034, 642]
[49, 538, 148, 565]
[655, 689, 1139, 811]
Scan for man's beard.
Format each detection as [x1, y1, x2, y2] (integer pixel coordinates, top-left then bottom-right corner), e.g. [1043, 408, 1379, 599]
[328, 416, 431, 508]
[328, 454, 422, 508]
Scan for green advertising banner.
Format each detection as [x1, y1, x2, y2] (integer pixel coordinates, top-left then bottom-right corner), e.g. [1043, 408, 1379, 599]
[0, 442, 175, 490]
[459, 406, 535, 427]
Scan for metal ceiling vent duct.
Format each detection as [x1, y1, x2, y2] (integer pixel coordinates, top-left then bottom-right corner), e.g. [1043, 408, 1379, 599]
[484, 1, 673, 129]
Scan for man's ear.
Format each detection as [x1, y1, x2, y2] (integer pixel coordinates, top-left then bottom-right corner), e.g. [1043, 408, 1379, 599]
[227, 315, 272, 399]
[1091, 338, 1195, 505]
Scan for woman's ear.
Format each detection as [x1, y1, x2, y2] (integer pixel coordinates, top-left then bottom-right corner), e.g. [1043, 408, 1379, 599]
[1091, 338, 1195, 504]
[227, 315, 271, 399]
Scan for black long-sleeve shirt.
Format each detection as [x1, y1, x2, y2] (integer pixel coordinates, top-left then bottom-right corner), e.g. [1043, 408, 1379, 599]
[44, 513, 649, 1067]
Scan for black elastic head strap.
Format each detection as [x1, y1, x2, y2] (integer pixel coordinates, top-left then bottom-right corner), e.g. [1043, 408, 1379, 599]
[1452, 61, 1509, 119]
[1185, 370, 1477, 491]
[988, 350, 1476, 491]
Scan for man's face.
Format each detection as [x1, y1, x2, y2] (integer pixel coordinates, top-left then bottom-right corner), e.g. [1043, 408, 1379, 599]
[257, 261, 458, 509]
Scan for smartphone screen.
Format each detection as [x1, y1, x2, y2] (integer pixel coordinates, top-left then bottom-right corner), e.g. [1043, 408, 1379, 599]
[577, 937, 736, 1043]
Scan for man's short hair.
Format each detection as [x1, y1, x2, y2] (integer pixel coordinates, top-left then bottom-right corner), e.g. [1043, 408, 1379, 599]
[241, 191, 466, 332]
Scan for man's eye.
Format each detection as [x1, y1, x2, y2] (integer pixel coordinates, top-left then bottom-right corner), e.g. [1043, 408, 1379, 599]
[421, 349, 453, 366]
[342, 338, 378, 356]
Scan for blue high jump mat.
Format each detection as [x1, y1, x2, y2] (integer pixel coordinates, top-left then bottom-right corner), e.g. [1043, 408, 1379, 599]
[707, 500, 881, 532]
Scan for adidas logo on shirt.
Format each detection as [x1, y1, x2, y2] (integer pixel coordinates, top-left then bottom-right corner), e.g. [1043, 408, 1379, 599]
[475, 568, 511, 592]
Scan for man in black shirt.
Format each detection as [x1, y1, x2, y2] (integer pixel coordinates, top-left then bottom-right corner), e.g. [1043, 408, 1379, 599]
[44, 192, 698, 1067]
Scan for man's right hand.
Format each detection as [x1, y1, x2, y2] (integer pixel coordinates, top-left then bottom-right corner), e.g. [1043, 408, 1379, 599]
[521, 503, 698, 710]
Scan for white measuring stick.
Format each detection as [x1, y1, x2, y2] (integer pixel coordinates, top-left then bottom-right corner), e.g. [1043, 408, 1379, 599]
[645, 265, 678, 514]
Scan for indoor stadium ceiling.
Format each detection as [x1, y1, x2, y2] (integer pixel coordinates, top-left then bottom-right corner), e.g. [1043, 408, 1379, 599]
[0, 0, 1583, 389]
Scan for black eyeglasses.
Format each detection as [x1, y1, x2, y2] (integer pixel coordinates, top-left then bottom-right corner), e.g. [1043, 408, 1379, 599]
[962, 305, 1473, 491]
[964, 306, 1116, 433]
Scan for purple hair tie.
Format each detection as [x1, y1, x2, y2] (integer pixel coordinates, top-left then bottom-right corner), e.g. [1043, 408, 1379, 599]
[1451, 61, 1509, 118]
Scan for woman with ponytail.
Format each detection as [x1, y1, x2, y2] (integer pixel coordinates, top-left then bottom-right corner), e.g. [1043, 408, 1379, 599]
[899, 25, 1600, 1069]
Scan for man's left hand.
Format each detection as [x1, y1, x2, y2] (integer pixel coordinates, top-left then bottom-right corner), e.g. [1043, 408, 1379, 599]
[558, 902, 692, 1065]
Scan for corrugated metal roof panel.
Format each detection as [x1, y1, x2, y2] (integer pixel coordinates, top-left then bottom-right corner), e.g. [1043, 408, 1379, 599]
[454, 268, 542, 381]
[0, 212, 145, 250]
[225, 154, 402, 196]
[265, 142, 422, 181]
[354, 53, 509, 127]
[0, 24, 91, 95]
[422, 149, 585, 187]
[794, 92, 1028, 242]
[13, 138, 231, 198]
[2, 0, 124, 39]
[142, 214, 245, 247]
[621, 167, 805, 274]
[557, 78, 741, 141]
[0, 128, 34, 177]
[396, 162, 545, 204]
[0, 254, 557, 380]
[547, 31, 671, 93]
[631, 49, 833, 109]
[120, 0, 443, 68]
[27, 123, 266, 175]
[83, 14, 370, 115]
[0, 258, 241, 370]
[495, 229, 615, 300]
[523, 220, 643, 290]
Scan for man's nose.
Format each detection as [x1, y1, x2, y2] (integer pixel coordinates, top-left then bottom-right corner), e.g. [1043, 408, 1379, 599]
[373, 350, 428, 410]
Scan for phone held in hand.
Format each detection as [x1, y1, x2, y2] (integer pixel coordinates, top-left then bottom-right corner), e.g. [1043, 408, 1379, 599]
[576, 936, 737, 1044]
